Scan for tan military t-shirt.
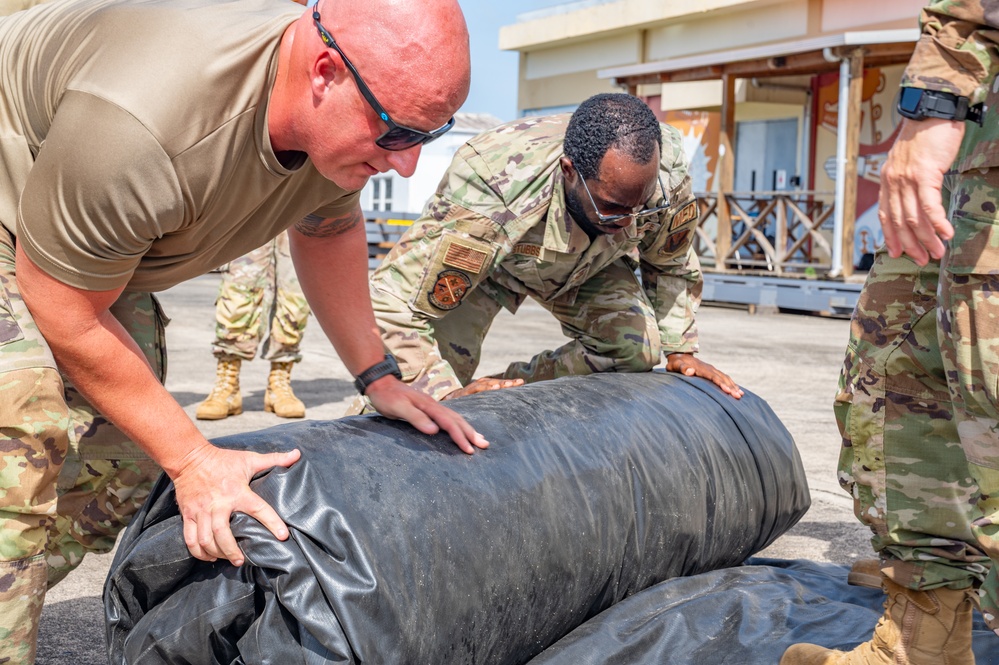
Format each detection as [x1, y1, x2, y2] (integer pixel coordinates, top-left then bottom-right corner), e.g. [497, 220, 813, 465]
[0, 0, 359, 292]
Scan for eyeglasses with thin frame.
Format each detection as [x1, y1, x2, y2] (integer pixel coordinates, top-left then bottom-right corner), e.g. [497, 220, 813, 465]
[312, 11, 455, 151]
[577, 169, 671, 225]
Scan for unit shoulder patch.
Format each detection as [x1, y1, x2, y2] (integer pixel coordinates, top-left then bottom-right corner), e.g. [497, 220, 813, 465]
[427, 269, 472, 311]
[659, 228, 692, 257]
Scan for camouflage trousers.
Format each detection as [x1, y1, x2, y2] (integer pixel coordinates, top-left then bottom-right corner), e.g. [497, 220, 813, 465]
[351, 257, 660, 414]
[0, 228, 163, 664]
[837, 167, 999, 634]
[212, 231, 310, 364]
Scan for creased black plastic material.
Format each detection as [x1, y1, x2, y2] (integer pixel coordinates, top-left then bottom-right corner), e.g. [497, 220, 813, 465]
[529, 558, 999, 665]
[104, 372, 810, 664]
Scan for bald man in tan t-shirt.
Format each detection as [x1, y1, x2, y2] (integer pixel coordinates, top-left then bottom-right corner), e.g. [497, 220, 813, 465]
[0, 0, 482, 661]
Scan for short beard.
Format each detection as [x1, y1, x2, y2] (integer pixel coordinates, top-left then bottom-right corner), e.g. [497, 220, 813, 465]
[563, 185, 602, 241]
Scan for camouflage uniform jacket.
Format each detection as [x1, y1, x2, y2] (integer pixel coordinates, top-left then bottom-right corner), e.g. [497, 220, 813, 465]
[369, 113, 701, 389]
[904, 0, 999, 170]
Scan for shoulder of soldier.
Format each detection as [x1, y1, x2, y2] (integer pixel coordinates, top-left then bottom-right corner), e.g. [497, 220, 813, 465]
[448, 114, 568, 222]
[459, 114, 569, 179]
[658, 122, 687, 167]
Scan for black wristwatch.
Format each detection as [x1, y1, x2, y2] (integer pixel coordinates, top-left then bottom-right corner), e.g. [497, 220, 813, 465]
[896, 87, 985, 126]
[354, 354, 403, 395]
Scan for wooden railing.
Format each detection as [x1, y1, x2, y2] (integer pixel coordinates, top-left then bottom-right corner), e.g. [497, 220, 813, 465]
[694, 191, 836, 275]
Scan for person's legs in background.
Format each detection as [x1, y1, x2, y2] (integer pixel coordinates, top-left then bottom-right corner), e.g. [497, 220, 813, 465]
[196, 240, 274, 420]
[261, 231, 310, 418]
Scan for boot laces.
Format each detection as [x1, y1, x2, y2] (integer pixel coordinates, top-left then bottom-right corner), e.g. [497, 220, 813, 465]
[207, 359, 240, 399]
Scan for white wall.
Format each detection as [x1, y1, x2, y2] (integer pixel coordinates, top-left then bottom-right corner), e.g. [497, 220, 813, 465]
[361, 129, 483, 216]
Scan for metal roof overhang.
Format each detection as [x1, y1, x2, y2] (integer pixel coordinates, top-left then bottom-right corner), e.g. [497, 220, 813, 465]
[598, 29, 919, 86]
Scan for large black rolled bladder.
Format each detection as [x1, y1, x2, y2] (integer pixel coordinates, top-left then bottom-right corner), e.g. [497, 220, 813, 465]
[104, 371, 810, 664]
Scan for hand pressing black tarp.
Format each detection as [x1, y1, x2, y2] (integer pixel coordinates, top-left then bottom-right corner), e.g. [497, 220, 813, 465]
[104, 371, 810, 664]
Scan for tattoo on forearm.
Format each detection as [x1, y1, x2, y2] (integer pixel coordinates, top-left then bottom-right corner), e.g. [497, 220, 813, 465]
[295, 209, 363, 238]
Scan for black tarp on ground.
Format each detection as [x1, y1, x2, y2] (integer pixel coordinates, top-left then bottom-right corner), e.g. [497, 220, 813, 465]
[104, 372, 810, 664]
[530, 558, 999, 664]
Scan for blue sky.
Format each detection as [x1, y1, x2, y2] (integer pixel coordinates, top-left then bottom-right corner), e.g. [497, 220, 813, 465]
[457, 1, 568, 121]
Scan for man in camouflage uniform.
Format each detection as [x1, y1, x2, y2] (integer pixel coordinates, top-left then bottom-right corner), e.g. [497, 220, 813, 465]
[783, 2, 999, 663]
[351, 93, 742, 412]
[196, 230, 311, 420]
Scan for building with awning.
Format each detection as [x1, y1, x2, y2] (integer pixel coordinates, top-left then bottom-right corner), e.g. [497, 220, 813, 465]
[499, 0, 925, 314]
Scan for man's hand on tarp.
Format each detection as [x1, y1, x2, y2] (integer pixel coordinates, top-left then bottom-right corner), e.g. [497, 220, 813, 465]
[666, 352, 744, 399]
[173, 444, 302, 566]
[365, 375, 490, 454]
[443, 377, 525, 401]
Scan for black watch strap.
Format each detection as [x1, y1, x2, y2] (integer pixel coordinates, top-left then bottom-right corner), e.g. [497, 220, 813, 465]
[897, 87, 985, 126]
[354, 354, 403, 395]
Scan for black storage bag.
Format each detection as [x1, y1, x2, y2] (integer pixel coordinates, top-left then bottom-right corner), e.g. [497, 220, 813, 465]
[104, 371, 810, 664]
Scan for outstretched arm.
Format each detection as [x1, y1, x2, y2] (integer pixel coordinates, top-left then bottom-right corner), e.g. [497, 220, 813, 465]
[15, 244, 300, 567]
[289, 209, 488, 453]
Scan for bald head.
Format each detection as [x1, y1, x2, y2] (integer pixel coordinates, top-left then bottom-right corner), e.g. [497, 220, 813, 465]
[269, 0, 470, 187]
[315, 0, 470, 127]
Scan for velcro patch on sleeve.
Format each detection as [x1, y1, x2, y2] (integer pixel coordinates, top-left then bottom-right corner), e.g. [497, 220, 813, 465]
[443, 241, 489, 274]
[511, 243, 543, 258]
[412, 232, 497, 317]
[668, 199, 698, 232]
[659, 228, 692, 257]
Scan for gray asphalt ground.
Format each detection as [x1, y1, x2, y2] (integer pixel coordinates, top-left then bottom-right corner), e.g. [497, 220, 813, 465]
[35, 274, 870, 664]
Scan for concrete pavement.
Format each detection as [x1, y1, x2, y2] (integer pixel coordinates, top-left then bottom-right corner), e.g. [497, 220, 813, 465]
[35, 273, 869, 664]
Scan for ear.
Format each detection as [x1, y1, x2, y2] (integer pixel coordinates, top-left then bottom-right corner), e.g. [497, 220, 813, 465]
[559, 156, 575, 182]
[309, 50, 344, 100]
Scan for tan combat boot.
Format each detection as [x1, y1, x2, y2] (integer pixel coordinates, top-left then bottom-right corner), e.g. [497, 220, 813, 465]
[195, 356, 243, 420]
[264, 361, 306, 418]
[780, 576, 976, 665]
[847, 559, 883, 589]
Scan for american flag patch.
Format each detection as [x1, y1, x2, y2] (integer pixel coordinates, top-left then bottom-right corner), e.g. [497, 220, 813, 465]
[443, 241, 488, 274]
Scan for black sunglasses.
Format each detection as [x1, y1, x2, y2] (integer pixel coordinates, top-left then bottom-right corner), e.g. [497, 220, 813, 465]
[312, 11, 455, 151]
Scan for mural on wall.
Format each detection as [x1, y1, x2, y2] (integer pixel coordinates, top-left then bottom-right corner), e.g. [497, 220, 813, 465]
[812, 65, 905, 270]
[663, 110, 721, 194]
[643, 96, 719, 194]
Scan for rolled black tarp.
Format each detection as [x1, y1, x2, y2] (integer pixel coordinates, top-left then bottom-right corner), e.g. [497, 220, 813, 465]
[104, 371, 810, 664]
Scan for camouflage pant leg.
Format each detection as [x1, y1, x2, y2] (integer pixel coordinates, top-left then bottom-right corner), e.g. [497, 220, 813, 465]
[213, 232, 309, 363]
[938, 167, 999, 633]
[0, 228, 163, 664]
[0, 226, 65, 665]
[212, 238, 275, 361]
[45, 291, 165, 587]
[260, 230, 310, 364]
[501, 258, 660, 383]
[836, 247, 987, 594]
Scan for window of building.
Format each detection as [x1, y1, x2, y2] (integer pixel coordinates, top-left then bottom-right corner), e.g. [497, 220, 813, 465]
[371, 176, 393, 212]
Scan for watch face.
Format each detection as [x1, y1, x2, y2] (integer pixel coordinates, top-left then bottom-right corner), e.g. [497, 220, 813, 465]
[898, 88, 922, 114]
